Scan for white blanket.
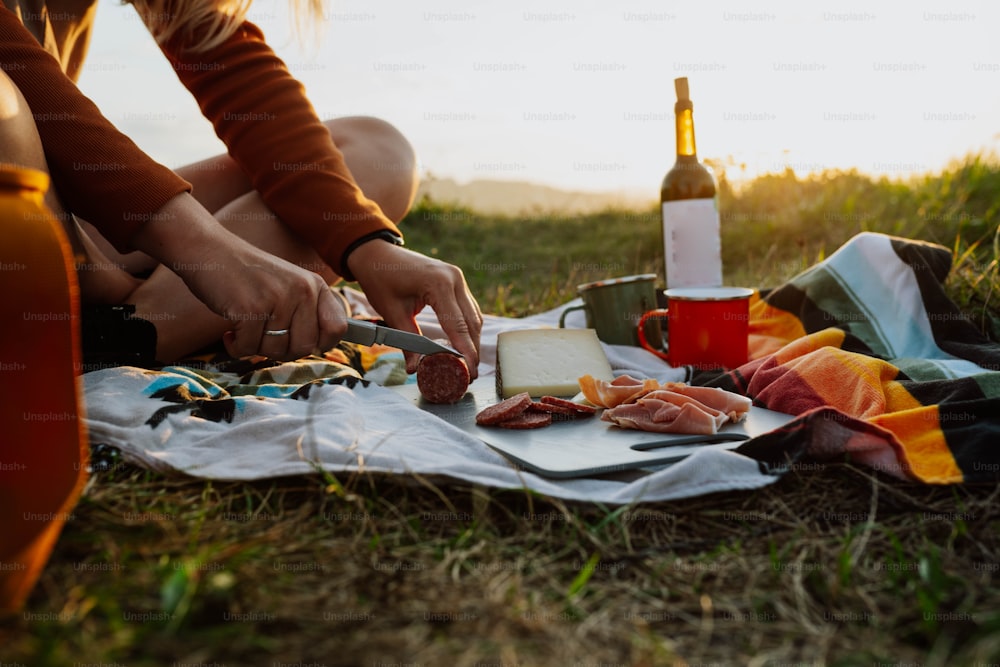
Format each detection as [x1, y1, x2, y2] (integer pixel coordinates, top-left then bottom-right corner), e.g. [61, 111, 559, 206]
[82, 297, 781, 504]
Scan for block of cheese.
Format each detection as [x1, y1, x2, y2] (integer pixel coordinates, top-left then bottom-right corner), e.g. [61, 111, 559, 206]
[496, 328, 614, 398]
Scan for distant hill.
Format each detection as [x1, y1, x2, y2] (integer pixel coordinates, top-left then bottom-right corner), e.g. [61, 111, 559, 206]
[415, 177, 654, 215]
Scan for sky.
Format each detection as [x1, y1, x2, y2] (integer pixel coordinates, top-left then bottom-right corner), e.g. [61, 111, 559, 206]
[77, 0, 1000, 199]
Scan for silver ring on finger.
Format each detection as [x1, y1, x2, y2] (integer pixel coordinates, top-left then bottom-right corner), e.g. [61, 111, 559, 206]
[263, 329, 290, 336]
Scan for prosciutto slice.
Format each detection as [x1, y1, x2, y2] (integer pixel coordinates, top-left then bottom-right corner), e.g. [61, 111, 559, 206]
[578, 374, 660, 408]
[579, 375, 752, 435]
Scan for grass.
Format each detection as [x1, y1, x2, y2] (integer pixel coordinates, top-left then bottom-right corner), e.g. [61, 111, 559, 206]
[3, 154, 1000, 666]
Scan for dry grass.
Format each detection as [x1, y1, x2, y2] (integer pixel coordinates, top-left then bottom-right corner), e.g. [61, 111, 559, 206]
[3, 461, 1000, 666]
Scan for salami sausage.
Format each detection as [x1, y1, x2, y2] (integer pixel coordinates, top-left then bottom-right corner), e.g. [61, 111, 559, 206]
[496, 412, 553, 429]
[528, 401, 580, 417]
[416, 353, 471, 404]
[539, 395, 598, 415]
[527, 400, 582, 420]
[475, 392, 533, 425]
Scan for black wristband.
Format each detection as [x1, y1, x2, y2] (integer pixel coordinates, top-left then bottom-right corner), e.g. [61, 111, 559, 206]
[339, 229, 404, 282]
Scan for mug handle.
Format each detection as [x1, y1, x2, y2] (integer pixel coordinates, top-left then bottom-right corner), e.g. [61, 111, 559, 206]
[637, 309, 671, 361]
[558, 304, 587, 328]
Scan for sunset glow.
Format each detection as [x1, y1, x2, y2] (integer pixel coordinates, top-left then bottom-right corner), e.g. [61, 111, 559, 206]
[78, 0, 1000, 201]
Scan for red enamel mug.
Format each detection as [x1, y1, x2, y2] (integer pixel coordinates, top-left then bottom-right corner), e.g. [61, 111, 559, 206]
[637, 286, 754, 370]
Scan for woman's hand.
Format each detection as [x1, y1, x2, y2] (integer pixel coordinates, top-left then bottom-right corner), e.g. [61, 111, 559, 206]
[130, 193, 348, 360]
[192, 239, 348, 361]
[347, 241, 483, 378]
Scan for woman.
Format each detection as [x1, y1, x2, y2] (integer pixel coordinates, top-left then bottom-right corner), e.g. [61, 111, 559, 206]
[0, 0, 482, 375]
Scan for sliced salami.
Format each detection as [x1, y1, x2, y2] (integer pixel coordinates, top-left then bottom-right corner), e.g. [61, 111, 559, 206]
[475, 392, 533, 425]
[528, 401, 583, 420]
[539, 395, 598, 415]
[496, 412, 553, 429]
[528, 401, 586, 422]
[417, 353, 471, 404]
[528, 400, 577, 414]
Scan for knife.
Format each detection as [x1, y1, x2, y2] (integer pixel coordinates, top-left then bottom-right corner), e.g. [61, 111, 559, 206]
[343, 319, 462, 357]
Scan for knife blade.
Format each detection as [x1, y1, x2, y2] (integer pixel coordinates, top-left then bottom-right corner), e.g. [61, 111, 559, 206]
[343, 319, 462, 357]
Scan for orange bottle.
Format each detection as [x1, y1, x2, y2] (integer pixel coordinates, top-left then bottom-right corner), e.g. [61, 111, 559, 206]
[0, 164, 88, 614]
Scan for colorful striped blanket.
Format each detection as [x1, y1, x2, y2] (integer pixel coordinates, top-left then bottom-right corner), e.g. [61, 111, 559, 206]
[717, 232, 1000, 484]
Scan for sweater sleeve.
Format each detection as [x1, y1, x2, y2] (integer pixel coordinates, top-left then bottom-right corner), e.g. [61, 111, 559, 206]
[158, 20, 403, 276]
[0, 6, 192, 252]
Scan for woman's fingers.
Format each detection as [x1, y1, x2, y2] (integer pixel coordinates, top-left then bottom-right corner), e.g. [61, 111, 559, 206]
[315, 286, 349, 354]
[223, 310, 291, 360]
[211, 258, 347, 361]
[421, 265, 483, 378]
[348, 242, 483, 379]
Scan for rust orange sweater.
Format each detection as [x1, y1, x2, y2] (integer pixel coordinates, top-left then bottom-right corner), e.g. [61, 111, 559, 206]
[0, 0, 401, 274]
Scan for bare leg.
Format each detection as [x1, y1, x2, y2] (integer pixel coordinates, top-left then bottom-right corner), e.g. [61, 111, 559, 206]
[322, 115, 420, 223]
[182, 115, 419, 221]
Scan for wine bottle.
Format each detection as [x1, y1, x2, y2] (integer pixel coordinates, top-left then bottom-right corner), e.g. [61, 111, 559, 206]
[660, 77, 722, 288]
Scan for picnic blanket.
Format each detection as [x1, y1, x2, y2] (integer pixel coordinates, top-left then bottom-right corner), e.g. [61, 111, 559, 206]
[81, 232, 1000, 503]
[714, 232, 1000, 484]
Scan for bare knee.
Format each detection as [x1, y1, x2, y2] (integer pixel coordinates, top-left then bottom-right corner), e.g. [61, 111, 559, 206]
[0, 69, 48, 173]
[325, 116, 419, 223]
[0, 68, 19, 119]
[0, 70, 143, 303]
[0, 70, 74, 227]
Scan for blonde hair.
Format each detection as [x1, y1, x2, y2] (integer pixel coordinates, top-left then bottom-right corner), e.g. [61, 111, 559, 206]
[129, 0, 325, 52]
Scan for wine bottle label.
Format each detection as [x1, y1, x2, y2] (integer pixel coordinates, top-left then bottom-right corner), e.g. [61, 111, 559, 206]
[661, 198, 723, 288]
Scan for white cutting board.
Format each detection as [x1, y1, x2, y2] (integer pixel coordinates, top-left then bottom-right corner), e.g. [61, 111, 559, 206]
[391, 377, 797, 479]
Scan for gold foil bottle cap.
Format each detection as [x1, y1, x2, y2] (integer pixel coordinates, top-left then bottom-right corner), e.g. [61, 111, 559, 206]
[674, 77, 689, 102]
[673, 77, 692, 111]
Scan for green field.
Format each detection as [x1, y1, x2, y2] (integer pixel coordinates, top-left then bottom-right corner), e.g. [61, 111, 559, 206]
[3, 155, 1000, 666]
[406, 153, 1000, 332]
